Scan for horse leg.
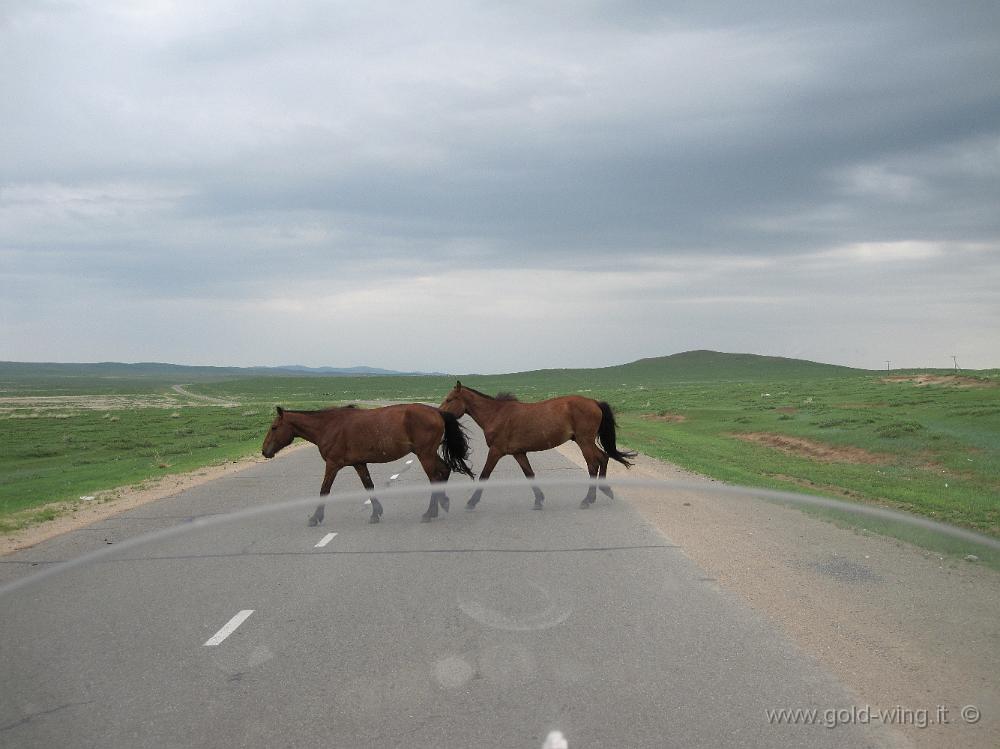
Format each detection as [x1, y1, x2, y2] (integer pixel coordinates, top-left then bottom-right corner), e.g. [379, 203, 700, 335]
[417, 453, 449, 522]
[310, 461, 341, 526]
[467, 447, 502, 510]
[431, 456, 453, 513]
[598, 449, 614, 499]
[576, 442, 601, 508]
[512, 453, 545, 509]
[353, 464, 384, 524]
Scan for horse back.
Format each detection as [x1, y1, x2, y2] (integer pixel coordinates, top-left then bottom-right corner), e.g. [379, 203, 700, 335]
[319, 403, 443, 463]
[527, 395, 602, 422]
[490, 395, 602, 452]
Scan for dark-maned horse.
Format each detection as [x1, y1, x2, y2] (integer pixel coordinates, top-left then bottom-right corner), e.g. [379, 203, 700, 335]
[439, 382, 636, 509]
[261, 403, 475, 524]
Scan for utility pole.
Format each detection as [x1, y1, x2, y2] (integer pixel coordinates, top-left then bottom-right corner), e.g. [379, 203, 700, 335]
[951, 355, 959, 371]
[885, 360, 891, 372]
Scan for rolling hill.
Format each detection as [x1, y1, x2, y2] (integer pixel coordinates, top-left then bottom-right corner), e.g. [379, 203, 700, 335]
[468, 350, 866, 390]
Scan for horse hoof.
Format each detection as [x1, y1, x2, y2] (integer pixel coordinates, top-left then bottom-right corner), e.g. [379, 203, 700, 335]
[308, 517, 319, 526]
[420, 514, 433, 523]
[440, 497, 450, 513]
[369, 515, 380, 524]
[579, 501, 591, 509]
[533, 503, 543, 510]
[465, 503, 477, 511]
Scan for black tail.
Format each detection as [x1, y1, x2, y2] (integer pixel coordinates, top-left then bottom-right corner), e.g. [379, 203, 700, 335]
[439, 411, 476, 479]
[597, 402, 637, 467]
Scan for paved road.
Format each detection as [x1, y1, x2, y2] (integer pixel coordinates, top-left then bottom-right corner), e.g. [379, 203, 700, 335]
[0, 422, 896, 748]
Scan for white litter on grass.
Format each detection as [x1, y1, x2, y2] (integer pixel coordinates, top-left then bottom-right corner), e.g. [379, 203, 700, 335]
[80, 496, 95, 501]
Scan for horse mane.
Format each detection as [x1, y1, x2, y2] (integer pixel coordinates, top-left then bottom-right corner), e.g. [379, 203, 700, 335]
[462, 386, 519, 402]
[286, 404, 358, 414]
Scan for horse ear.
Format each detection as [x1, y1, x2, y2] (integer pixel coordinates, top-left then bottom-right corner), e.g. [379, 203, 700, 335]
[276, 406, 284, 417]
[455, 380, 462, 390]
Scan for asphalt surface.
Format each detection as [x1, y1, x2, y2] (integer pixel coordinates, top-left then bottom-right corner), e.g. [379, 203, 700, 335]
[0, 422, 896, 748]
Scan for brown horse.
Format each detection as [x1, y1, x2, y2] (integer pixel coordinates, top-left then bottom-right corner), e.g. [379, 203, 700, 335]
[261, 404, 475, 524]
[439, 382, 636, 509]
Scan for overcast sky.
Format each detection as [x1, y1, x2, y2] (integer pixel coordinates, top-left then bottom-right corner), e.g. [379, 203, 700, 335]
[2, 1, 998, 372]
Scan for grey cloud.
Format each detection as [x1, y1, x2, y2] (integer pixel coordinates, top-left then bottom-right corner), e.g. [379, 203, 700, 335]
[1, 0, 998, 368]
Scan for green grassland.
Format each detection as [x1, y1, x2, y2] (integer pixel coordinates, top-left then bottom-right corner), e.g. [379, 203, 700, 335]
[2, 353, 998, 553]
[0, 405, 269, 530]
[615, 375, 999, 532]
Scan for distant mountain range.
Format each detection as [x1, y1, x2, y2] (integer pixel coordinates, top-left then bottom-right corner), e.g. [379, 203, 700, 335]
[0, 361, 447, 381]
[1, 350, 869, 384]
[1, 351, 988, 389]
[274, 365, 447, 376]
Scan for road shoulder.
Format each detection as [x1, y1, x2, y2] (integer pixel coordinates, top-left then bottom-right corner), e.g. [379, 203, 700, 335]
[555, 443, 999, 749]
[2, 442, 312, 555]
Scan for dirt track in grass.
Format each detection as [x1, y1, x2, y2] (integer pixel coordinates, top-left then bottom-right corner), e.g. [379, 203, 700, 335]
[731, 431, 890, 464]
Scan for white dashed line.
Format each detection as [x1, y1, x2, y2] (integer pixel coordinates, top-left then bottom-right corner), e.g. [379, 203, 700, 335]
[386, 459, 415, 486]
[543, 731, 569, 749]
[314, 532, 338, 548]
[204, 610, 254, 647]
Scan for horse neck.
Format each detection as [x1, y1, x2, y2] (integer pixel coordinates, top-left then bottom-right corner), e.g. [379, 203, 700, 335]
[462, 391, 506, 427]
[285, 411, 327, 446]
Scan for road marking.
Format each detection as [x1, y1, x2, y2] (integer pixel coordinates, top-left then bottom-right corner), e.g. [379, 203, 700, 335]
[314, 532, 338, 548]
[385, 459, 415, 488]
[543, 731, 569, 749]
[204, 610, 254, 647]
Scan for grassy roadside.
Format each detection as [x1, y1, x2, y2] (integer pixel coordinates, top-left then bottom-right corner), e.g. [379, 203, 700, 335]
[608, 374, 999, 566]
[616, 375, 999, 532]
[0, 404, 266, 532]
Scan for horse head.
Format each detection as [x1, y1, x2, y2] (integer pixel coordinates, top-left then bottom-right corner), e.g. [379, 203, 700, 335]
[262, 406, 295, 458]
[439, 381, 467, 417]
